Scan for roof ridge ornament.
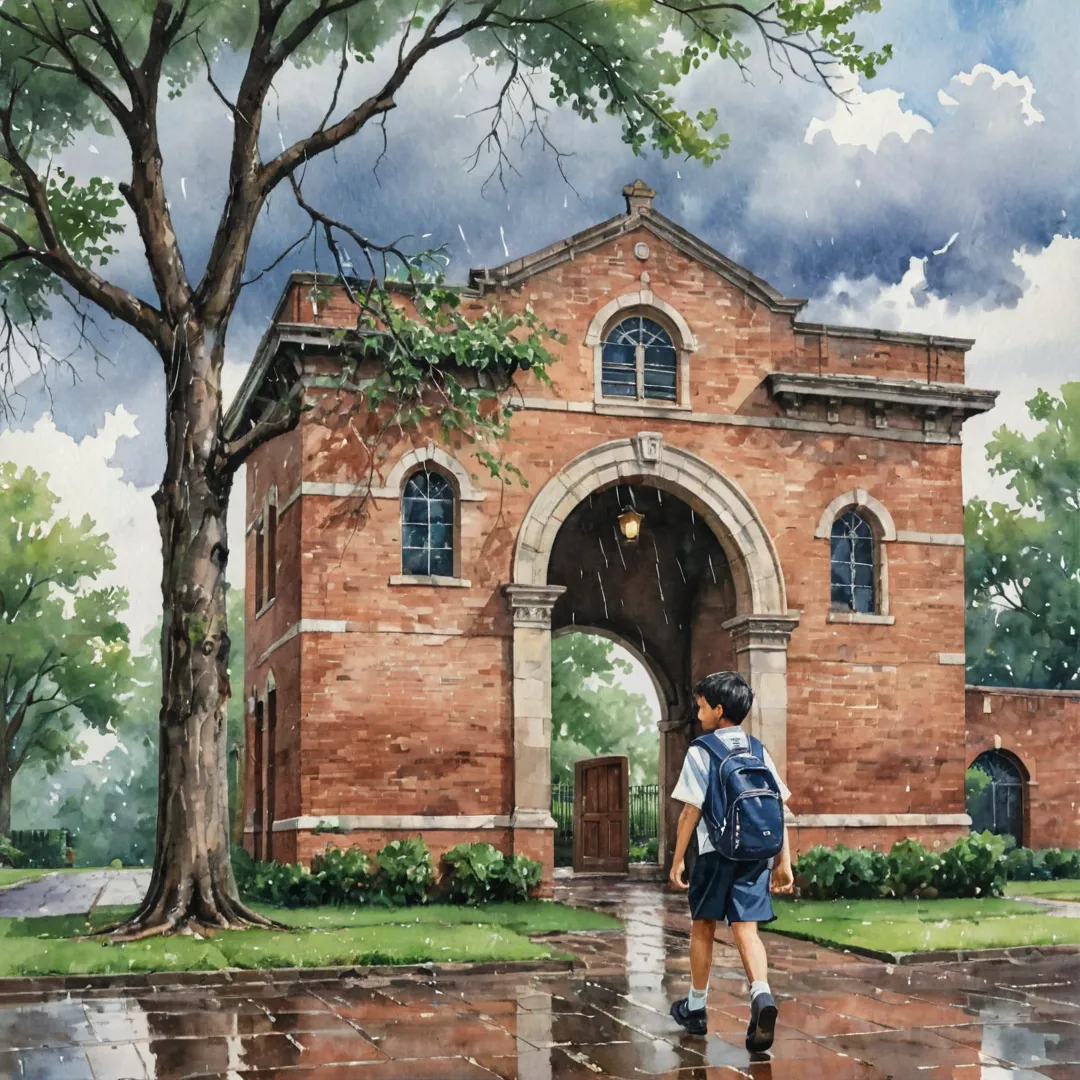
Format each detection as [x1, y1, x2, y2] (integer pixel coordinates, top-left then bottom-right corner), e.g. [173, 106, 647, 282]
[623, 179, 656, 215]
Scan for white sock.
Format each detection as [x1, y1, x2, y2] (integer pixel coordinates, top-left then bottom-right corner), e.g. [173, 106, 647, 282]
[687, 984, 708, 1011]
[750, 980, 771, 1001]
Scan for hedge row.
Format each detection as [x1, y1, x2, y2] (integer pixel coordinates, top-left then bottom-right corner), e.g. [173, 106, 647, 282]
[793, 832, 1080, 902]
[233, 838, 543, 908]
[0, 830, 75, 869]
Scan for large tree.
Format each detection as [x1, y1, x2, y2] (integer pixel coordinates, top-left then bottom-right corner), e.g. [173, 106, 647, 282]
[0, 0, 889, 935]
[551, 633, 657, 787]
[966, 384, 1080, 690]
[0, 463, 133, 835]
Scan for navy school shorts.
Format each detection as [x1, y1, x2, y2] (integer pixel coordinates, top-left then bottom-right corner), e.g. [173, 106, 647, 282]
[687, 840, 775, 925]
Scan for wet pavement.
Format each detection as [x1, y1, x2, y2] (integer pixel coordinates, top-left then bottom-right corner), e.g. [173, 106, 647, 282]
[0, 878, 1078, 1078]
[0, 870, 150, 917]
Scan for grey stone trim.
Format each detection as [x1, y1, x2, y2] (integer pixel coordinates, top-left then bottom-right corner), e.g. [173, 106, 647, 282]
[814, 488, 897, 541]
[723, 613, 801, 652]
[514, 396, 965, 445]
[828, 612, 896, 626]
[504, 584, 567, 629]
[793, 322, 975, 351]
[257, 619, 348, 666]
[509, 809, 558, 830]
[938, 653, 967, 666]
[767, 371, 997, 416]
[271, 815, 512, 832]
[792, 813, 972, 828]
[389, 575, 472, 588]
[968, 684, 1080, 700]
[896, 531, 964, 546]
[279, 484, 302, 515]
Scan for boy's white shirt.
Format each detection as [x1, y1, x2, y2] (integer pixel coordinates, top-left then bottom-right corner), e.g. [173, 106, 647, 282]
[671, 727, 791, 855]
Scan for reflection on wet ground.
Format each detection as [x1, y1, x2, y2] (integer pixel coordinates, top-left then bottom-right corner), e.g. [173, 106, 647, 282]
[0, 880, 1078, 1078]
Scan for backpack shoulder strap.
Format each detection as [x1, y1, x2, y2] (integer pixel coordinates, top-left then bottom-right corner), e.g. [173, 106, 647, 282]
[691, 733, 739, 766]
[747, 734, 765, 759]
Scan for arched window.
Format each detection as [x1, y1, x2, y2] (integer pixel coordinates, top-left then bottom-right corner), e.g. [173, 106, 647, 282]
[830, 510, 875, 614]
[967, 750, 1026, 848]
[601, 316, 677, 402]
[401, 470, 455, 577]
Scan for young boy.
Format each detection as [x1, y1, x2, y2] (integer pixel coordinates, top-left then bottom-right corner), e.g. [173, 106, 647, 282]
[668, 670, 794, 1052]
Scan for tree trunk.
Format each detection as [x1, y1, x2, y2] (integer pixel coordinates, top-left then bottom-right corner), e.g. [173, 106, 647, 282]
[105, 323, 274, 939]
[0, 769, 11, 838]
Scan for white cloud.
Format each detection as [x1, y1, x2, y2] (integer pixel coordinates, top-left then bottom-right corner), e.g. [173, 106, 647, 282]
[952, 64, 1045, 124]
[805, 74, 933, 153]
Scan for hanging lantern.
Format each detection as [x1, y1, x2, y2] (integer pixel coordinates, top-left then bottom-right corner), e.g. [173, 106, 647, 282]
[617, 506, 644, 542]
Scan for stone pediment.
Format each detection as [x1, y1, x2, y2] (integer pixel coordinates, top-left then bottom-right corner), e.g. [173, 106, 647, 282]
[468, 180, 808, 317]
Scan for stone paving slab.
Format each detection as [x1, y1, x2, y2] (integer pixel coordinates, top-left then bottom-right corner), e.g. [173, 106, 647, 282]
[0, 869, 150, 917]
[0, 879, 1078, 1077]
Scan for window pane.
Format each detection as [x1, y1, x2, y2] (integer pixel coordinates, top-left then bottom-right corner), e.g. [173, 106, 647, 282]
[853, 586, 874, 614]
[404, 475, 427, 499]
[402, 547, 429, 575]
[854, 562, 874, 589]
[428, 524, 452, 550]
[402, 497, 428, 524]
[853, 536, 874, 566]
[402, 523, 429, 550]
[429, 547, 453, 578]
[831, 583, 853, 608]
[427, 496, 453, 525]
[643, 345, 677, 401]
[426, 474, 453, 501]
[639, 318, 674, 348]
[831, 536, 852, 565]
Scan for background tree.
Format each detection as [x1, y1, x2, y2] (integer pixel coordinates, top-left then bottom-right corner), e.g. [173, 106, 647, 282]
[966, 383, 1080, 690]
[0, 0, 889, 935]
[551, 633, 657, 787]
[0, 463, 132, 836]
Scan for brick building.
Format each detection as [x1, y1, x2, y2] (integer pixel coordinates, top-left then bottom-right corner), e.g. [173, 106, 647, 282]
[226, 180, 1000, 884]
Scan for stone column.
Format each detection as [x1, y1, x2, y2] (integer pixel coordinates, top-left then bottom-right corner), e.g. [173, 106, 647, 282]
[503, 584, 566, 890]
[722, 613, 800, 780]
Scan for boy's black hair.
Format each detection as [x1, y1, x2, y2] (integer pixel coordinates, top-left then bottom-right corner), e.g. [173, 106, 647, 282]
[693, 671, 753, 724]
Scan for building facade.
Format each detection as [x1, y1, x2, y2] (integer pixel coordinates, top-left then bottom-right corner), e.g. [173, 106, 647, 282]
[227, 180, 1000, 885]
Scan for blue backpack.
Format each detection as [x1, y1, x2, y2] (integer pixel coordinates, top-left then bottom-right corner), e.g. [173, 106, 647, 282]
[693, 732, 785, 861]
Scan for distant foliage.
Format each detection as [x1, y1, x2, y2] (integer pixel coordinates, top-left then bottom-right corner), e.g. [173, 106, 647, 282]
[233, 839, 543, 908]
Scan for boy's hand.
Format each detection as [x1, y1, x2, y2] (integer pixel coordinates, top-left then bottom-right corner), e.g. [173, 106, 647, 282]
[669, 858, 689, 890]
[771, 862, 794, 894]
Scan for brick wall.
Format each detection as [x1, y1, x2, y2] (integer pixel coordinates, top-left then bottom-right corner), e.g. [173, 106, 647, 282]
[241, 214, 978, 872]
[966, 687, 1080, 849]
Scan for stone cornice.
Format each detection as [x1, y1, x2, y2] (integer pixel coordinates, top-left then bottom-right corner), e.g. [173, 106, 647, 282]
[723, 613, 801, 651]
[767, 372, 997, 416]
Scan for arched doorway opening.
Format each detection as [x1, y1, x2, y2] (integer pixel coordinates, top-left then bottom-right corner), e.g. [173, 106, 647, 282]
[505, 434, 798, 877]
[967, 749, 1028, 848]
[549, 630, 663, 868]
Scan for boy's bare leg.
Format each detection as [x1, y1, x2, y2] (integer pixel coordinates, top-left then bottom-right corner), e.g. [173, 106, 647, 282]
[689, 918, 716, 992]
[730, 921, 768, 984]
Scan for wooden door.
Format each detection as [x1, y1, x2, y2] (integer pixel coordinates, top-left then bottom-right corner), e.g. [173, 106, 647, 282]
[573, 756, 629, 874]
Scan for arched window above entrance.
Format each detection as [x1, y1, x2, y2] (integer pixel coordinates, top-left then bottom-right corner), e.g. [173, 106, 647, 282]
[400, 469, 456, 579]
[601, 316, 677, 402]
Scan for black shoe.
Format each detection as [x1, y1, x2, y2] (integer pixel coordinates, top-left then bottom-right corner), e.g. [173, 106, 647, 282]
[746, 991, 778, 1053]
[670, 997, 708, 1035]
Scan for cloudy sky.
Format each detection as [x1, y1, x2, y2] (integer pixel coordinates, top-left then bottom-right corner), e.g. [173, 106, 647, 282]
[0, 0, 1076, 652]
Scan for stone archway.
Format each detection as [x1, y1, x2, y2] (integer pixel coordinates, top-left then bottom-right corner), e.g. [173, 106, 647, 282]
[503, 432, 799, 870]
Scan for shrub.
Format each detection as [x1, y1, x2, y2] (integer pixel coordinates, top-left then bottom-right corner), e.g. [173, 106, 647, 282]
[886, 839, 941, 898]
[1042, 848, 1080, 880]
[837, 845, 890, 900]
[441, 842, 507, 905]
[1003, 846, 1047, 882]
[629, 838, 659, 864]
[500, 853, 542, 902]
[109, 858, 123, 870]
[245, 859, 324, 908]
[0, 836, 21, 867]
[373, 837, 435, 906]
[934, 831, 1007, 898]
[232, 845, 256, 892]
[793, 845, 848, 901]
[311, 845, 373, 905]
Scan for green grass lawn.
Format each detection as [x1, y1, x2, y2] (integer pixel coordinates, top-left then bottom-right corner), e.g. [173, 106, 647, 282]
[0, 901, 621, 978]
[0, 867, 100, 889]
[768, 895, 1080, 956]
[1006, 880, 1080, 902]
